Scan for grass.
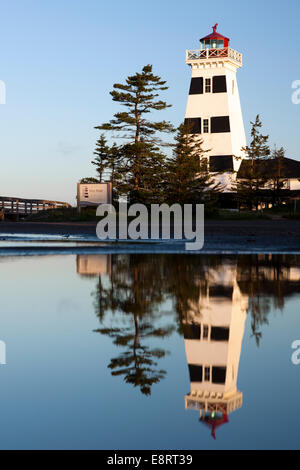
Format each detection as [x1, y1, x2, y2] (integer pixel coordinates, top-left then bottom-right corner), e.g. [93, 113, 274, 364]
[27, 207, 98, 222]
[24, 204, 300, 223]
[215, 203, 300, 220]
[214, 210, 271, 220]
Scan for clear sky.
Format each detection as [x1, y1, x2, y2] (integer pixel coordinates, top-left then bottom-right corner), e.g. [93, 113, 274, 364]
[0, 0, 299, 205]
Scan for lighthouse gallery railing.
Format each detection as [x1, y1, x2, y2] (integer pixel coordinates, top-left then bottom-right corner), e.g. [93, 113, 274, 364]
[186, 47, 242, 65]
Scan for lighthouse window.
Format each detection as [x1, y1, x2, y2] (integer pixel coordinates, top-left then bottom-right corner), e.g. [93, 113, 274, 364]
[211, 326, 230, 341]
[205, 78, 211, 93]
[202, 39, 224, 49]
[203, 119, 209, 133]
[184, 117, 201, 134]
[189, 77, 203, 94]
[203, 324, 209, 339]
[188, 365, 203, 383]
[212, 75, 227, 93]
[212, 366, 226, 384]
[204, 367, 210, 382]
[211, 116, 230, 133]
[183, 323, 201, 340]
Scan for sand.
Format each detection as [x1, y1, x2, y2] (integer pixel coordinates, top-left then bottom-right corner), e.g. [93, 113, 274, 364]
[1, 219, 300, 252]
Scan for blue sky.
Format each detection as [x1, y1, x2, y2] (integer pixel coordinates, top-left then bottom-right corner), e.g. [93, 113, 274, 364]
[0, 0, 299, 204]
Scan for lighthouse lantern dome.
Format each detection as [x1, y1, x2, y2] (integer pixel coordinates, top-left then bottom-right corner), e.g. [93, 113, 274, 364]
[200, 23, 230, 49]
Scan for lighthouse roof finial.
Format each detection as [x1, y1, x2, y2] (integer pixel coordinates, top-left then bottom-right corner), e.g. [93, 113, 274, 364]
[200, 24, 229, 44]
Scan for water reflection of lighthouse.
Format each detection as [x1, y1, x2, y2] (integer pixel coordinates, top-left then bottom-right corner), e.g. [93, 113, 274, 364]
[183, 262, 248, 439]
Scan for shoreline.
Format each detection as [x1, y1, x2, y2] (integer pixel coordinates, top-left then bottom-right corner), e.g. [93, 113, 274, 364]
[1, 219, 300, 253]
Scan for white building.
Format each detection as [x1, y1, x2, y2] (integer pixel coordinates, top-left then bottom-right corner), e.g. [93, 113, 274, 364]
[185, 24, 247, 191]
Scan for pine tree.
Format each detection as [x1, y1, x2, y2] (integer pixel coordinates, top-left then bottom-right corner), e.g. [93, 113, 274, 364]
[92, 134, 111, 182]
[108, 142, 121, 186]
[269, 146, 288, 206]
[80, 177, 99, 183]
[90, 135, 123, 202]
[163, 123, 221, 207]
[95, 65, 174, 203]
[112, 140, 166, 204]
[236, 115, 270, 210]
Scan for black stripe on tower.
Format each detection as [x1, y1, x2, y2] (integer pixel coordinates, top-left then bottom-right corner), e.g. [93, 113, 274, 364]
[188, 365, 203, 383]
[212, 367, 226, 385]
[183, 324, 201, 340]
[213, 75, 227, 93]
[189, 77, 203, 94]
[211, 116, 230, 133]
[184, 117, 201, 134]
[210, 155, 233, 172]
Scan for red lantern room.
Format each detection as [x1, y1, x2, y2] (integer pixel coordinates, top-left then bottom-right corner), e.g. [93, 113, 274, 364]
[200, 23, 229, 50]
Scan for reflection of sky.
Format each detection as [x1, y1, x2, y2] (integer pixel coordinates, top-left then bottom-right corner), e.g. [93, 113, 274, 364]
[0, 255, 299, 449]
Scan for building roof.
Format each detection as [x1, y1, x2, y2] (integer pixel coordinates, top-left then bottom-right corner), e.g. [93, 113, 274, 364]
[237, 157, 300, 179]
[199, 414, 229, 440]
[200, 24, 229, 42]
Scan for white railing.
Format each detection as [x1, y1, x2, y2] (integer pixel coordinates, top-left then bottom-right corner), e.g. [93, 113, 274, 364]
[186, 47, 242, 65]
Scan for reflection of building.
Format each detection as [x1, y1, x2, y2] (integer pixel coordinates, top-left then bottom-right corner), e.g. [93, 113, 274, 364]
[76, 255, 111, 277]
[184, 263, 248, 439]
[237, 254, 300, 299]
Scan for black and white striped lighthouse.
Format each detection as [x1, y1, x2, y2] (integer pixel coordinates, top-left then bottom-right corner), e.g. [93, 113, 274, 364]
[185, 24, 246, 190]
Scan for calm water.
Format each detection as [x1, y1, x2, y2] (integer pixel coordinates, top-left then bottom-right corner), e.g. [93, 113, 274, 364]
[0, 253, 299, 449]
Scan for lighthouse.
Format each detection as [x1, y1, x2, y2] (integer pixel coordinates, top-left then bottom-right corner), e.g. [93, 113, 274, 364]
[183, 262, 248, 439]
[185, 24, 247, 191]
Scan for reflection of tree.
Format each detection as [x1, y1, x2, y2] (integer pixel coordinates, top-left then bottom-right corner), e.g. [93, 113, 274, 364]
[91, 253, 300, 390]
[95, 322, 173, 395]
[237, 254, 300, 345]
[247, 294, 270, 346]
[92, 255, 175, 395]
[92, 273, 119, 322]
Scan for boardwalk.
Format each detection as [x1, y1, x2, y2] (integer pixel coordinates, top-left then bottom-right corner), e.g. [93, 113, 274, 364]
[0, 196, 71, 219]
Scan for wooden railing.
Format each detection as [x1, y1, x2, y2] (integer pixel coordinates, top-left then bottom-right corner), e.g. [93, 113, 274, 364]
[0, 196, 71, 219]
[186, 47, 242, 65]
